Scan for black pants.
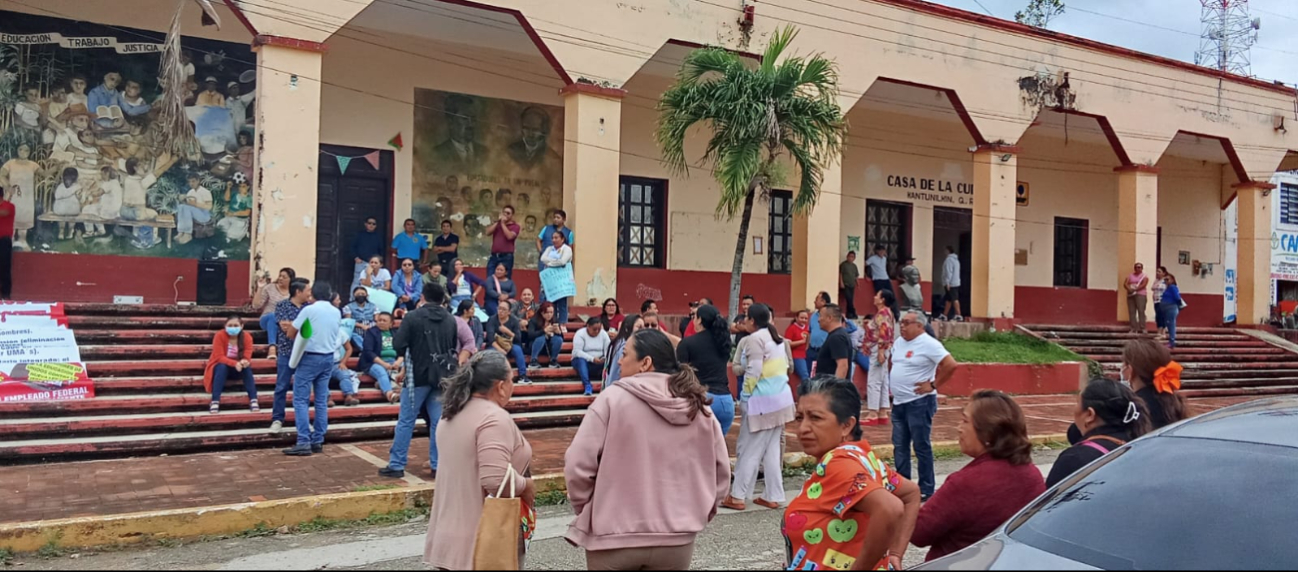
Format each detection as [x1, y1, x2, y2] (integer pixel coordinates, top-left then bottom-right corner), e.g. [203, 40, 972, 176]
[840, 286, 857, 318]
[0, 237, 11, 299]
[872, 278, 894, 297]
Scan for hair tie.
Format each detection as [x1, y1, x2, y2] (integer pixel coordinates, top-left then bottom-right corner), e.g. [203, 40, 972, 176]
[1153, 361, 1183, 394]
[1123, 401, 1141, 424]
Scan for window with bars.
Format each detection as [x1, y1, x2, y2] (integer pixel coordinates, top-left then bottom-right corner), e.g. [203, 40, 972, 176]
[1281, 184, 1298, 226]
[768, 190, 793, 274]
[618, 176, 666, 268]
[865, 200, 911, 278]
[1054, 217, 1088, 288]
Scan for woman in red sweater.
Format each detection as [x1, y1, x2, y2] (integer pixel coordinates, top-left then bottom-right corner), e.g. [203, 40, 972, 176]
[203, 316, 258, 415]
[911, 389, 1045, 562]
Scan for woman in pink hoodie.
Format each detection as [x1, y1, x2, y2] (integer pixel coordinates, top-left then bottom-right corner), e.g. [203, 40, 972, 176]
[564, 328, 731, 570]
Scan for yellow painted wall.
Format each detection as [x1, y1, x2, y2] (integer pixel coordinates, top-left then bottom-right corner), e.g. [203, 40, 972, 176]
[1158, 156, 1229, 295]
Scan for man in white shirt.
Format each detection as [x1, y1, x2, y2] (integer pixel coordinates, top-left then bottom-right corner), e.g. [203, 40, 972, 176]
[941, 245, 964, 322]
[865, 244, 893, 296]
[176, 174, 213, 244]
[571, 317, 610, 396]
[888, 310, 958, 500]
[225, 82, 256, 130]
[284, 281, 343, 456]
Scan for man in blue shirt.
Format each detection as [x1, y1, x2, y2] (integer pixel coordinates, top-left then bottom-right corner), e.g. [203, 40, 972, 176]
[391, 219, 429, 267]
[807, 291, 832, 365]
[270, 278, 310, 433]
[431, 220, 459, 272]
[284, 281, 343, 456]
[535, 209, 574, 261]
[351, 217, 384, 293]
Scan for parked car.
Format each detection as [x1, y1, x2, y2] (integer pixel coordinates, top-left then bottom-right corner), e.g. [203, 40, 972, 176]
[916, 396, 1298, 570]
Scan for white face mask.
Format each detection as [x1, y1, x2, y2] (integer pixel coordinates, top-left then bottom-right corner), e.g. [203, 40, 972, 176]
[1119, 363, 1131, 387]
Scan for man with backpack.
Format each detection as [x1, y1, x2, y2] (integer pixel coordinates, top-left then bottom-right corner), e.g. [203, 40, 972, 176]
[378, 281, 476, 479]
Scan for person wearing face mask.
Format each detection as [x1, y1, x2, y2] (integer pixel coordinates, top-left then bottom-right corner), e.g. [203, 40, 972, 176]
[344, 286, 376, 350]
[423, 351, 535, 570]
[1066, 338, 1187, 444]
[204, 316, 257, 415]
[1047, 379, 1150, 488]
[564, 329, 730, 569]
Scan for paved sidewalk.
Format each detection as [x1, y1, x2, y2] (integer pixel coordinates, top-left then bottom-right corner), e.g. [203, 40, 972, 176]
[0, 394, 1251, 524]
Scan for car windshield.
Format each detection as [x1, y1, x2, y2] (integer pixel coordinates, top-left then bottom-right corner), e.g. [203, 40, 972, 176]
[1007, 437, 1298, 570]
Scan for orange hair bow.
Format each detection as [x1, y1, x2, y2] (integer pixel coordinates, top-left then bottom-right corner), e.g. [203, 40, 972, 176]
[1153, 361, 1183, 394]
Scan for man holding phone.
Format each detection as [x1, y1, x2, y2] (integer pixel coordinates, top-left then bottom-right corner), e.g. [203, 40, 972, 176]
[888, 310, 958, 501]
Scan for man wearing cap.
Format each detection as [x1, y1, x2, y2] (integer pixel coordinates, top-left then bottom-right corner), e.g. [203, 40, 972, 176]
[225, 81, 256, 130]
[196, 77, 225, 108]
[838, 251, 860, 319]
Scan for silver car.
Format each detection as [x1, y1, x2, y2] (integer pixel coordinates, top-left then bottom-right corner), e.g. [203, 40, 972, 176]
[916, 396, 1298, 570]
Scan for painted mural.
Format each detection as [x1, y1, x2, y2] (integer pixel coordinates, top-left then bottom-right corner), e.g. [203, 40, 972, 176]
[412, 88, 564, 270]
[0, 12, 253, 260]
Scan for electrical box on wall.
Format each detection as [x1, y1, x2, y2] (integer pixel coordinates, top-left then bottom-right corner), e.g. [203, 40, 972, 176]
[113, 296, 144, 305]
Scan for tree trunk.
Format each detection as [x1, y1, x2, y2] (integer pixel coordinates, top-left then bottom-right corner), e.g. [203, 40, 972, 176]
[729, 187, 757, 323]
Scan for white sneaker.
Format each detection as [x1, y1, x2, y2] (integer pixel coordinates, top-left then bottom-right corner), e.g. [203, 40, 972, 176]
[269, 420, 283, 433]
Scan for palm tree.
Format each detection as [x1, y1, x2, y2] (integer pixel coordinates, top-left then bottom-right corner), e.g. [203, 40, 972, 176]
[656, 26, 847, 321]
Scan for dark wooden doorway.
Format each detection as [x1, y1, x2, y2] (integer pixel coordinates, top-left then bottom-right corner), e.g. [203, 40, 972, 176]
[932, 206, 972, 317]
[317, 144, 394, 302]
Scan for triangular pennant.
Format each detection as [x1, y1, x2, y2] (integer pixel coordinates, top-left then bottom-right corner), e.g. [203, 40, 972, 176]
[387, 133, 404, 150]
[336, 155, 352, 174]
[364, 151, 380, 170]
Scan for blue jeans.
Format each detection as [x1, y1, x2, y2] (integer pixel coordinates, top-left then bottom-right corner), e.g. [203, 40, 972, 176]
[176, 204, 212, 234]
[487, 252, 515, 279]
[531, 335, 562, 363]
[1153, 302, 1166, 330]
[367, 363, 394, 392]
[553, 297, 569, 327]
[271, 353, 295, 423]
[1162, 303, 1180, 347]
[892, 394, 938, 497]
[805, 346, 820, 369]
[493, 344, 528, 377]
[333, 365, 357, 395]
[211, 363, 257, 402]
[350, 332, 364, 352]
[792, 358, 810, 382]
[710, 392, 735, 436]
[293, 353, 333, 447]
[387, 383, 442, 471]
[573, 357, 601, 393]
[260, 313, 278, 347]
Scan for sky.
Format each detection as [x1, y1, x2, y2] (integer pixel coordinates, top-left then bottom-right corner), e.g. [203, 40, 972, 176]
[932, 0, 1298, 85]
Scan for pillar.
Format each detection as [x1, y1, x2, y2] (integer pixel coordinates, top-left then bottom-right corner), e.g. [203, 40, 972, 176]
[561, 85, 623, 306]
[1236, 181, 1275, 325]
[1115, 166, 1160, 326]
[971, 145, 1018, 320]
[249, 38, 325, 290]
[792, 161, 843, 311]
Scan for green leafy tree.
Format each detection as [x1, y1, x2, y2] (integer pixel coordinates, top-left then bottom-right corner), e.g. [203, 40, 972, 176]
[1015, 0, 1065, 28]
[656, 26, 846, 319]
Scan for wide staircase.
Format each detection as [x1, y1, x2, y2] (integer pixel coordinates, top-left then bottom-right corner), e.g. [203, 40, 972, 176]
[1024, 324, 1298, 398]
[0, 303, 598, 463]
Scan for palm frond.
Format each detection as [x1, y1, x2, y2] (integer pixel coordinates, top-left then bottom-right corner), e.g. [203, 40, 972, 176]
[761, 26, 798, 75]
[713, 139, 763, 218]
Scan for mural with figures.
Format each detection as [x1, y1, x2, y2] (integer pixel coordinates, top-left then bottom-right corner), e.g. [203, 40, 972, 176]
[0, 12, 253, 259]
[412, 88, 564, 270]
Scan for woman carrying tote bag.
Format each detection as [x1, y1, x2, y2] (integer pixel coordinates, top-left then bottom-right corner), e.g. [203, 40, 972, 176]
[424, 351, 535, 570]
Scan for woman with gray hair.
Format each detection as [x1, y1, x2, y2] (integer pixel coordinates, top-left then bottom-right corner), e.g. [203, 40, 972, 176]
[424, 351, 535, 570]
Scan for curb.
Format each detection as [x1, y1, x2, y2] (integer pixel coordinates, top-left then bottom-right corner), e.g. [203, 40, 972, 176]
[0, 435, 1067, 553]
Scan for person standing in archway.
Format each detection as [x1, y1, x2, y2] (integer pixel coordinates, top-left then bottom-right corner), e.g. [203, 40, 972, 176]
[839, 251, 860, 319]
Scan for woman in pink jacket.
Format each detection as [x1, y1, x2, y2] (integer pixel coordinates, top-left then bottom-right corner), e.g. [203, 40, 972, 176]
[564, 328, 731, 570]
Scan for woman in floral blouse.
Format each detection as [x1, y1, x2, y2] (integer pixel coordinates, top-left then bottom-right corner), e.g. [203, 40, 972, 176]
[863, 289, 897, 425]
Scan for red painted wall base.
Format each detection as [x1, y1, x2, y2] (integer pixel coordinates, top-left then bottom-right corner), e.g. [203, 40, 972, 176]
[11, 253, 251, 305]
[942, 362, 1087, 397]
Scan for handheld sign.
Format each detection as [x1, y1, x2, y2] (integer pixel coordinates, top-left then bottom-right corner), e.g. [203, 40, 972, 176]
[289, 317, 313, 369]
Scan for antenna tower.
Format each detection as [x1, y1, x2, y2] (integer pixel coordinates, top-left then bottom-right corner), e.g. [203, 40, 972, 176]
[1194, 0, 1261, 77]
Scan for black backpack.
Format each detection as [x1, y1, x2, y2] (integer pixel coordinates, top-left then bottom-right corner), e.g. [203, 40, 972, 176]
[412, 310, 460, 387]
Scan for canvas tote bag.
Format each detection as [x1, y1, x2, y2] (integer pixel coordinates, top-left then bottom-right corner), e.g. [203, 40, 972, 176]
[472, 463, 522, 570]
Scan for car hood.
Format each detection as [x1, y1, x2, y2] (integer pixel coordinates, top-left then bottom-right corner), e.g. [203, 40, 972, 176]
[914, 533, 1100, 571]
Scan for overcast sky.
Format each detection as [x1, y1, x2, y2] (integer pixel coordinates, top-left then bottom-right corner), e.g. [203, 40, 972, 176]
[932, 0, 1298, 85]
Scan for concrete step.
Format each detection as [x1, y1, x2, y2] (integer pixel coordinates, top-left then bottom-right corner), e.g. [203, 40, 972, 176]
[1046, 331, 1254, 342]
[1090, 360, 1298, 371]
[1080, 353, 1298, 363]
[67, 315, 267, 330]
[91, 374, 590, 395]
[79, 344, 272, 360]
[1074, 347, 1287, 355]
[63, 303, 262, 317]
[1048, 338, 1268, 348]
[84, 354, 582, 378]
[0, 409, 590, 463]
[1180, 386, 1298, 399]
[1023, 324, 1251, 334]
[0, 393, 598, 438]
[75, 330, 269, 344]
[0, 385, 598, 419]
[1181, 377, 1298, 389]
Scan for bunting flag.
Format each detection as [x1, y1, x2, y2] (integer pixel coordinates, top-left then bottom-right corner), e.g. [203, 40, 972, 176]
[387, 133, 404, 151]
[336, 155, 352, 174]
[363, 151, 380, 170]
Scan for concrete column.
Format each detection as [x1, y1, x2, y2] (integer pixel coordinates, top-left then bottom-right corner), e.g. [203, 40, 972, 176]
[792, 161, 843, 311]
[1236, 181, 1275, 325]
[249, 40, 324, 289]
[1115, 166, 1160, 326]
[561, 85, 623, 306]
[971, 146, 1017, 320]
